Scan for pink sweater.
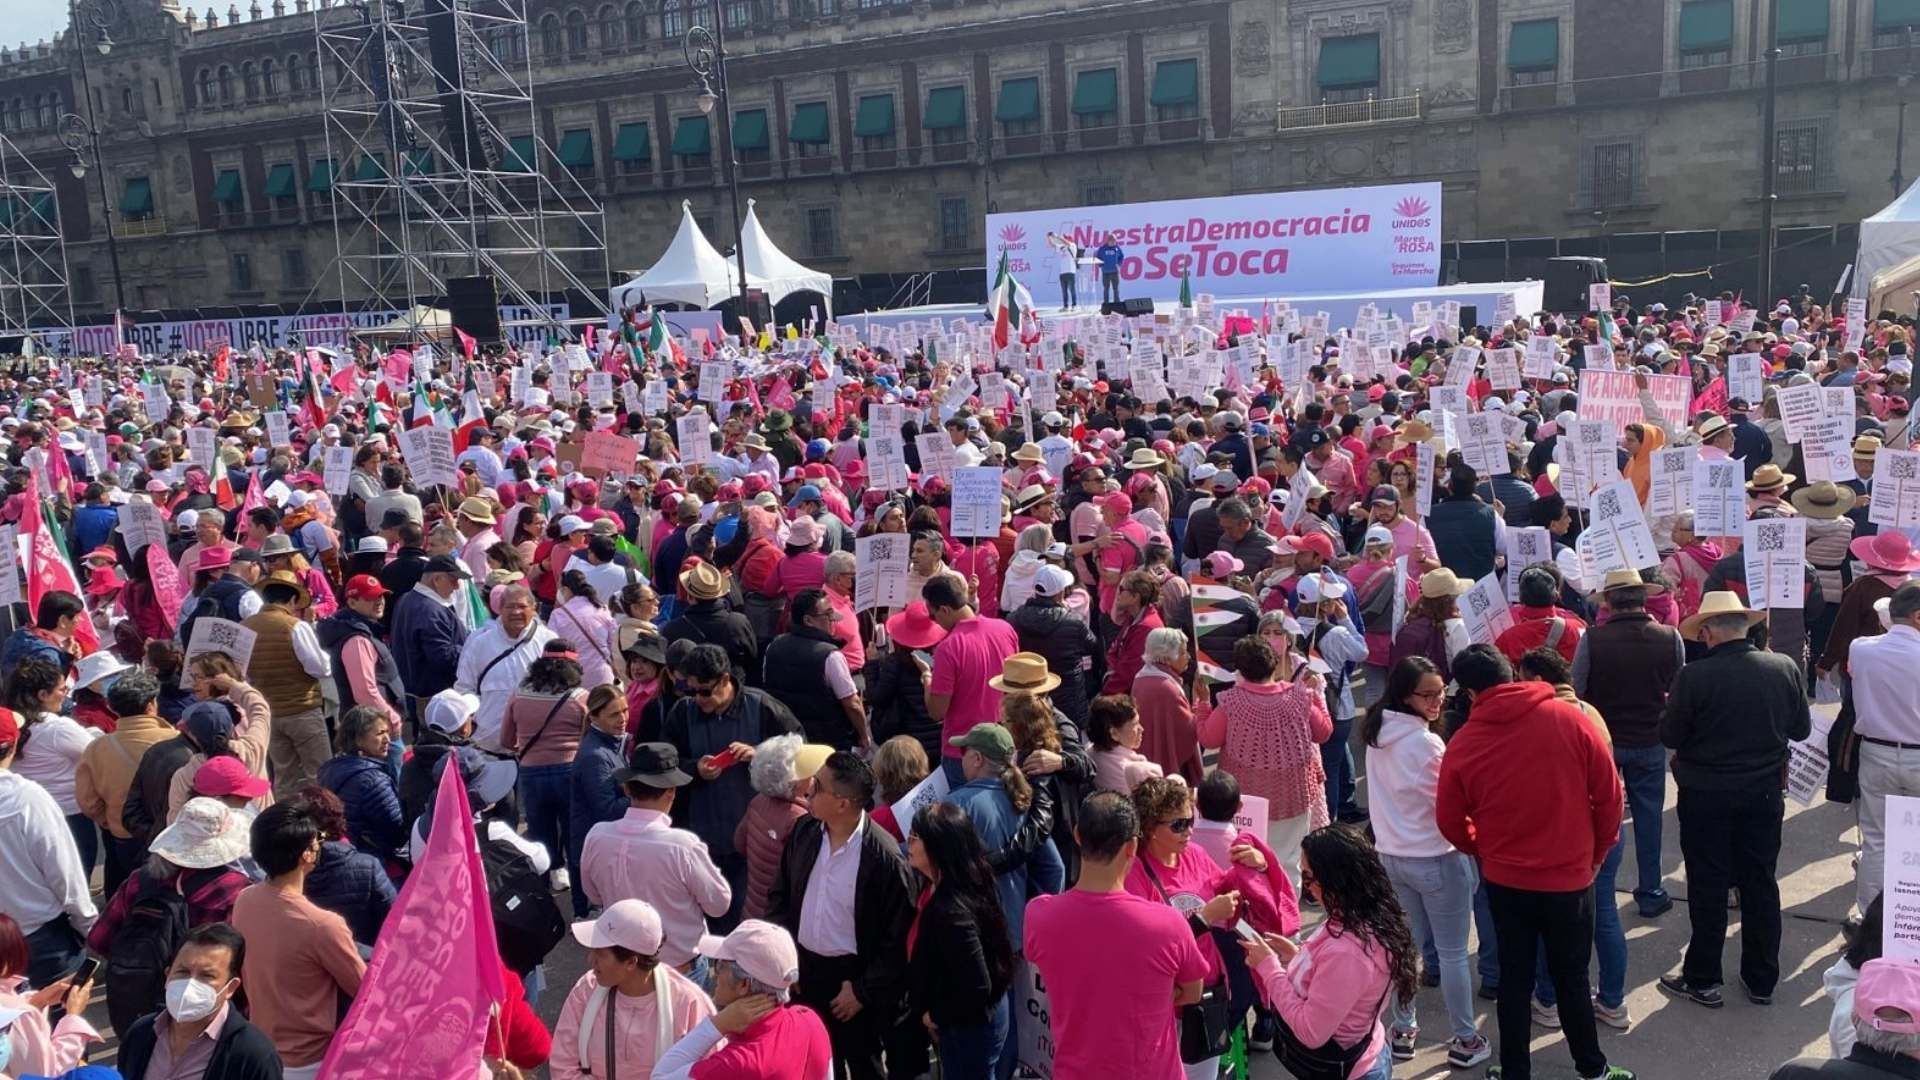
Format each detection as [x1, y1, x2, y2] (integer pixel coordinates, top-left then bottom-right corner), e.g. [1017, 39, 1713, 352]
[1252, 921, 1390, 1078]
[1199, 680, 1332, 823]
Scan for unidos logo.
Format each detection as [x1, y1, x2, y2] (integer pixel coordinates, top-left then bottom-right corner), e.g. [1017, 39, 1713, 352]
[1392, 196, 1432, 229]
[997, 223, 1029, 250]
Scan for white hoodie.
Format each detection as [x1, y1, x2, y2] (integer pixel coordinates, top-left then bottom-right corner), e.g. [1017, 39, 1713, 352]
[1363, 710, 1455, 858]
[0, 769, 98, 936]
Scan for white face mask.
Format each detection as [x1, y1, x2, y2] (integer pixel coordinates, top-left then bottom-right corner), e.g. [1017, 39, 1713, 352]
[165, 977, 229, 1023]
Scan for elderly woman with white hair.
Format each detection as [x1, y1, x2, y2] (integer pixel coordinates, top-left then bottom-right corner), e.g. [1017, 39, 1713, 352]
[1000, 523, 1055, 613]
[1130, 625, 1206, 785]
[732, 733, 831, 920]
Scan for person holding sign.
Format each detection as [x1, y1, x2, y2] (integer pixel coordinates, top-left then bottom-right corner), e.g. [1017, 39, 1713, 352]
[1840, 582, 1920, 920]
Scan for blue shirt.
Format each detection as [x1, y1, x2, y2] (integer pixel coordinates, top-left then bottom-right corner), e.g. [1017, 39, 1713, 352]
[1095, 243, 1124, 273]
[948, 777, 1033, 940]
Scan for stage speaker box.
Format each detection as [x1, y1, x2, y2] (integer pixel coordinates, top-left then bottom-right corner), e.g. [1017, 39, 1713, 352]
[1544, 257, 1610, 313]
[446, 275, 502, 341]
[422, 0, 499, 171]
[1102, 297, 1154, 317]
[1458, 304, 1478, 333]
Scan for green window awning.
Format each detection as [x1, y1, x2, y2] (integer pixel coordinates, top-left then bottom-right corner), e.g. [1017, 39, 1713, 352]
[1776, 0, 1829, 42]
[404, 149, 436, 176]
[354, 153, 388, 181]
[788, 102, 829, 144]
[1150, 59, 1198, 107]
[264, 163, 296, 198]
[211, 168, 243, 206]
[854, 94, 894, 137]
[1508, 19, 1559, 69]
[119, 177, 152, 216]
[557, 128, 594, 167]
[731, 109, 768, 151]
[1679, 0, 1734, 48]
[502, 135, 536, 172]
[923, 86, 966, 130]
[672, 116, 711, 156]
[306, 159, 335, 193]
[1317, 34, 1380, 88]
[1071, 68, 1117, 115]
[1878, 0, 1920, 29]
[612, 121, 651, 162]
[995, 77, 1040, 122]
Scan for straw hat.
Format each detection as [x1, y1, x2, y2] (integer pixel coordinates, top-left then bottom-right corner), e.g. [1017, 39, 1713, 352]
[1011, 442, 1046, 465]
[1789, 481, 1856, 519]
[457, 497, 497, 525]
[1680, 590, 1764, 640]
[1124, 447, 1165, 470]
[1012, 484, 1053, 513]
[986, 652, 1062, 695]
[1418, 567, 1472, 599]
[742, 432, 771, 453]
[1599, 568, 1645, 592]
[1393, 418, 1436, 448]
[679, 561, 727, 601]
[256, 569, 311, 608]
[1694, 415, 1730, 442]
[1745, 464, 1794, 492]
[1855, 434, 1885, 461]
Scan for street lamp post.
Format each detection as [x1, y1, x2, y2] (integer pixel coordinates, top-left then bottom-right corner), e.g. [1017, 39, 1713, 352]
[64, 0, 128, 315]
[684, 4, 748, 327]
[1758, 0, 1780, 307]
[1895, 27, 1916, 198]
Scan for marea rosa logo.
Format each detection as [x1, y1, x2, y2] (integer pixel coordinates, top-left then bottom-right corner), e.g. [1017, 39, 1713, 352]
[997, 223, 1028, 248]
[1391, 197, 1432, 229]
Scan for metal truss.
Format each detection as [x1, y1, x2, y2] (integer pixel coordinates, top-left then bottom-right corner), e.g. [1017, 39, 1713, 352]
[0, 134, 75, 353]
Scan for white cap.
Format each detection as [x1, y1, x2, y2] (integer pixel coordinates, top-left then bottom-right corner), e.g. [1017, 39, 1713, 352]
[1033, 565, 1075, 598]
[557, 515, 588, 535]
[285, 490, 310, 509]
[1297, 574, 1347, 603]
[176, 509, 200, 530]
[697, 919, 801, 990]
[424, 688, 481, 734]
[1191, 463, 1219, 484]
[1363, 525, 1394, 548]
[571, 899, 664, 954]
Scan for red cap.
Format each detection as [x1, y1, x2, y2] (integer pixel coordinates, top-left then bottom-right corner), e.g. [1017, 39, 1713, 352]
[1293, 532, 1335, 560]
[0, 706, 18, 748]
[345, 574, 389, 602]
[192, 756, 271, 799]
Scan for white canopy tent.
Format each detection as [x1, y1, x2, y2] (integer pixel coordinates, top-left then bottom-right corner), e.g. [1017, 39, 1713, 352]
[1854, 176, 1920, 301]
[738, 198, 833, 313]
[609, 200, 738, 311]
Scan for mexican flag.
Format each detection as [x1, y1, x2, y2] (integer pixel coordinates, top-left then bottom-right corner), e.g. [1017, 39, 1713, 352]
[647, 313, 668, 357]
[989, 251, 1035, 351]
[411, 380, 453, 430]
[454, 365, 489, 453]
[23, 497, 97, 656]
[210, 454, 238, 511]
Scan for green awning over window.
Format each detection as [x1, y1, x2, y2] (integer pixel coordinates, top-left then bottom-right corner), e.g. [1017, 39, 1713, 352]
[672, 116, 711, 156]
[1071, 68, 1118, 115]
[996, 77, 1040, 122]
[354, 153, 388, 181]
[119, 177, 152, 215]
[211, 169, 244, 206]
[1679, 0, 1734, 48]
[1878, 0, 1920, 29]
[732, 109, 768, 151]
[923, 86, 966, 130]
[854, 94, 894, 137]
[306, 159, 335, 193]
[557, 128, 594, 167]
[1150, 59, 1198, 107]
[612, 122, 651, 162]
[1508, 19, 1559, 68]
[788, 102, 829, 144]
[502, 135, 536, 172]
[404, 149, 436, 176]
[1317, 34, 1380, 88]
[1776, 0, 1830, 42]
[264, 163, 297, 197]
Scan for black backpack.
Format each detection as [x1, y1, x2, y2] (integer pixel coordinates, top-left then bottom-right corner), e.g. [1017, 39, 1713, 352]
[106, 870, 213, 1036]
[480, 835, 566, 975]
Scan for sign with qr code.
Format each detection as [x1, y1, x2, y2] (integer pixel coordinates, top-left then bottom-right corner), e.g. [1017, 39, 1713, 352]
[182, 617, 258, 688]
[1692, 457, 1745, 538]
[1743, 516, 1807, 610]
[1648, 446, 1696, 519]
[1872, 449, 1920, 529]
[1583, 480, 1658, 575]
[1460, 574, 1514, 645]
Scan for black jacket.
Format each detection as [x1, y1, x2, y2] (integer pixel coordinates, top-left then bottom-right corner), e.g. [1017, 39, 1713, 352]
[123, 735, 195, 846]
[1007, 597, 1100, 725]
[663, 600, 761, 687]
[117, 1006, 285, 1080]
[1731, 416, 1774, 477]
[866, 647, 940, 763]
[909, 887, 1013, 1027]
[663, 689, 800, 856]
[1662, 640, 1810, 792]
[766, 815, 914, 1018]
[762, 626, 852, 747]
[1768, 1045, 1920, 1080]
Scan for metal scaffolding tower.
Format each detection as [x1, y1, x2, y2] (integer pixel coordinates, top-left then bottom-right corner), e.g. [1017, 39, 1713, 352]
[0, 135, 75, 354]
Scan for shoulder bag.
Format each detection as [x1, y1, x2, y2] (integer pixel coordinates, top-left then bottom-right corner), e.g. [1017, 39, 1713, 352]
[1139, 855, 1235, 1064]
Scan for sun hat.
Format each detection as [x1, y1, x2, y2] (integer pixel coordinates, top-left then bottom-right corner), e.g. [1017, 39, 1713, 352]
[612, 742, 694, 787]
[72, 650, 130, 691]
[197, 547, 233, 574]
[986, 652, 1062, 695]
[1679, 590, 1765, 639]
[1694, 415, 1731, 442]
[679, 562, 728, 601]
[256, 569, 312, 608]
[1790, 481, 1857, 519]
[1012, 484, 1053, 513]
[1852, 531, 1920, 573]
[149, 797, 254, 869]
[1011, 443, 1046, 465]
[191, 756, 271, 800]
[884, 602, 949, 650]
[572, 898, 664, 955]
[1855, 434, 1885, 460]
[354, 536, 390, 555]
[1418, 568, 1473, 598]
[1745, 463, 1794, 492]
[423, 688, 481, 734]
[457, 497, 497, 525]
[1600, 568, 1647, 593]
[1124, 447, 1165, 470]
[949, 722, 1016, 763]
[84, 567, 124, 598]
[786, 515, 821, 550]
[256, 534, 297, 559]
[697, 919, 802, 990]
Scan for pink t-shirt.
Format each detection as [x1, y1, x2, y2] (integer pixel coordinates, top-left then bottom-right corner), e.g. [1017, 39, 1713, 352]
[1024, 889, 1209, 1080]
[690, 1004, 833, 1080]
[1097, 520, 1151, 615]
[1124, 846, 1229, 983]
[928, 615, 1022, 757]
[826, 587, 865, 672]
[769, 550, 828, 598]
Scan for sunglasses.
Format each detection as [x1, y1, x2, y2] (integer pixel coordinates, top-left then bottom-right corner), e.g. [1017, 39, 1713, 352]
[1163, 817, 1195, 834]
[683, 682, 723, 699]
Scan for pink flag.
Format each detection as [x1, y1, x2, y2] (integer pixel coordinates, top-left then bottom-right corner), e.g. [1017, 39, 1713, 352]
[318, 761, 507, 1079]
[768, 375, 796, 411]
[146, 543, 185, 634]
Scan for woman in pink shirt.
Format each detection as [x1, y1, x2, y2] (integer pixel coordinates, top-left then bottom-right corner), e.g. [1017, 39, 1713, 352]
[1199, 635, 1331, 886]
[1242, 824, 1413, 1080]
[766, 516, 827, 602]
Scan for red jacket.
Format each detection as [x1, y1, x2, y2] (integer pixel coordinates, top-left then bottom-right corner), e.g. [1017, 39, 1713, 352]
[1493, 606, 1586, 665]
[485, 957, 553, 1068]
[1435, 682, 1622, 893]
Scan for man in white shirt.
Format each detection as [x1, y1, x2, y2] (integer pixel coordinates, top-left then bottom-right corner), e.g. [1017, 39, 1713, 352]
[454, 585, 558, 749]
[944, 418, 984, 467]
[455, 428, 503, 488]
[738, 433, 781, 486]
[1848, 581, 1920, 916]
[0, 708, 99, 985]
[1038, 411, 1076, 481]
[567, 524, 638, 603]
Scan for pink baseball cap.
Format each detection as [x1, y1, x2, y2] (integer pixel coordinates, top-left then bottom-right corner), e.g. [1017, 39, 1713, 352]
[572, 899, 664, 955]
[1857, 959, 1920, 1033]
[191, 756, 270, 799]
[698, 919, 801, 990]
[1099, 492, 1134, 516]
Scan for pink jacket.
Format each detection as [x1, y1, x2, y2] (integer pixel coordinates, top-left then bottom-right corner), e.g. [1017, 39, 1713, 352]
[0, 977, 99, 1077]
[732, 792, 808, 920]
[1252, 921, 1390, 1078]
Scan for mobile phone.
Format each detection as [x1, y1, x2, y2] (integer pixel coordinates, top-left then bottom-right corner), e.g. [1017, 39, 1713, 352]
[70, 955, 99, 987]
[1233, 919, 1263, 944]
[708, 747, 739, 772]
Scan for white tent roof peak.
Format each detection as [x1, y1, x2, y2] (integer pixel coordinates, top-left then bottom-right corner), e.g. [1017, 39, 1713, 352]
[1854, 176, 1920, 301]
[609, 200, 738, 311]
[738, 198, 833, 311]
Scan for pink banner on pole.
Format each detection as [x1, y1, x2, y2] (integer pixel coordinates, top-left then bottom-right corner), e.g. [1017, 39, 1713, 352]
[319, 761, 506, 1079]
[146, 544, 186, 634]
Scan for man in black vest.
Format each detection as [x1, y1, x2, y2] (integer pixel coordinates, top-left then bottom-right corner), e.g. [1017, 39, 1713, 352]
[316, 575, 407, 736]
[762, 589, 870, 752]
[180, 548, 263, 647]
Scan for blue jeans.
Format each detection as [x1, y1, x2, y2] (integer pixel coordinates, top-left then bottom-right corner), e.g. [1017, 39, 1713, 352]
[939, 993, 1010, 1080]
[1322, 717, 1358, 819]
[517, 763, 572, 874]
[1383, 851, 1479, 1041]
[1613, 744, 1670, 911]
[1357, 1046, 1393, 1080]
[1534, 836, 1627, 1010]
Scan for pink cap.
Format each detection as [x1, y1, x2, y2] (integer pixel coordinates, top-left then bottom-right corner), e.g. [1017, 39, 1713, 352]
[698, 919, 801, 989]
[1099, 492, 1134, 516]
[1857, 959, 1920, 1033]
[571, 899, 664, 955]
[191, 756, 270, 799]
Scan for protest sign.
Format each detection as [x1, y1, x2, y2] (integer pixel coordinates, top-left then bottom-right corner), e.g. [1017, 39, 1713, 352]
[1693, 457, 1745, 537]
[0, 525, 19, 607]
[1577, 371, 1642, 436]
[1884, 794, 1920, 961]
[1803, 416, 1858, 483]
[886, 761, 951, 837]
[1503, 527, 1553, 603]
[1776, 382, 1827, 443]
[1460, 574, 1514, 645]
[1563, 419, 1618, 507]
[1459, 413, 1508, 477]
[698, 360, 730, 401]
[950, 467, 1003, 538]
[146, 542, 184, 630]
[867, 431, 909, 491]
[1589, 283, 1611, 311]
[1728, 354, 1765, 407]
[1484, 348, 1521, 392]
[186, 427, 216, 470]
[183, 617, 258, 687]
[916, 433, 959, 482]
[1647, 445, 1696, 519]
[1744, 516, 1807, 610]
[578, 431, 639, 477]
[1015, 960, 1056, 1077]
[1414, 443, 1435, 518]
[1871, 448, 1920, 530]
[324, 446, 354, 497]
[854, 532, 912, 613]
[1786, 707, 1834, 807]
[677, 408, 713, 467]
[118, 499, 167, 555]
[264, 410, 290, 449]
[398, 426, 457, 489]
[1583, 480, 1659, 574]
[1524, 335, 1556, 380]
